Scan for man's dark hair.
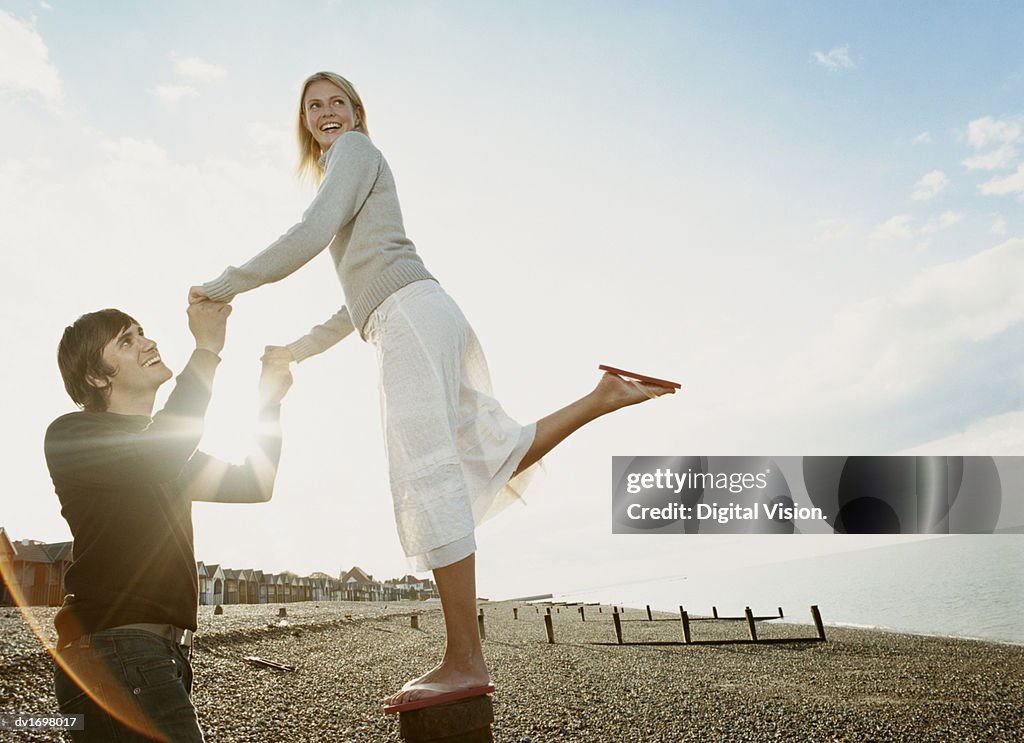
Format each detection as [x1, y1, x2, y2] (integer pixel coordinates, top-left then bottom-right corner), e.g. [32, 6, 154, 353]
[57, 309, 138, 412]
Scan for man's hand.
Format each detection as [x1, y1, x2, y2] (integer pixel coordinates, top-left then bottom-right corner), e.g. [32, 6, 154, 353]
[259, 346, 294, 406]
[261, 345, 296, 364]
[187, 300, 232, 355]
[189, 286, 210, 305]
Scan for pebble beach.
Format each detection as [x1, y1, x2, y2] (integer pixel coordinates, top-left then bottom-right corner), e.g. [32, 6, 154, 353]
[2, 601, 1022, 742]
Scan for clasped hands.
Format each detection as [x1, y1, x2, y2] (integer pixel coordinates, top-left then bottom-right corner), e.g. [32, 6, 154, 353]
[188, 286, 295, 406]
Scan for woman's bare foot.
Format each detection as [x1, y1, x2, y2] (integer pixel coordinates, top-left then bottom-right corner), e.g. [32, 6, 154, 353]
[385, 657, 491, 707]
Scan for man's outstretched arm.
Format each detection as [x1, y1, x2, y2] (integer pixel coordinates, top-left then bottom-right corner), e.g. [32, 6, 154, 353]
[183, 350, 294, 503]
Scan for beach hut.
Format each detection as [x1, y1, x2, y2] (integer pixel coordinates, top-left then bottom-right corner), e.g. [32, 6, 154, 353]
[2, 537, 73, 607]
[203, 564, 225, 606]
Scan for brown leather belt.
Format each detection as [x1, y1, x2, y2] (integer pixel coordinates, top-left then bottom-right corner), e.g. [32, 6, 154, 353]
[59, 623, 194, 651]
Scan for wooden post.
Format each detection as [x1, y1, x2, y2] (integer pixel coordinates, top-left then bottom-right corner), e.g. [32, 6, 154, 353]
[397, 694, 494, 742]
[278, 607, 287, 617]
[712, 606, 718, 618]
[810, 605, 827, 641]
[744, 606, 758, 642]
[411, 614, 420, 630]
[513, 607, 518, 620]
[612, 611, 623, 645]
[579, 606, 585, 622]
[778, 606, 784, 618]
[679, 606, 691, 644]
[598, 607, 602, 614]
[544, 613, 554, 644]
[546, 607, 551, 616]
[646, 605, 653, 621]
[477, 609, 486, 640]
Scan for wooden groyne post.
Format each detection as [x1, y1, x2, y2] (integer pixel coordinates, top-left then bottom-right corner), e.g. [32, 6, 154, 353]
[679, 606, 691, 644]
[477, 609, 485, 640]
[544, 613, 554, 644]
[744, 606, 758, 642]
[612, 611, 623, 645]
[810, 604, 827, 641]
[397, 695, 494, 742]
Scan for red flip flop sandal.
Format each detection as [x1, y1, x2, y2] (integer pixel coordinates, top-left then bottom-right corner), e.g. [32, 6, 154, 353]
[383, 683, 496, 714]
[598, 364, 681, 390]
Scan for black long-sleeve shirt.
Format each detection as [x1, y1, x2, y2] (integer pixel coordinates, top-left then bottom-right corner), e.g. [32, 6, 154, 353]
[45, 349, 282, 644]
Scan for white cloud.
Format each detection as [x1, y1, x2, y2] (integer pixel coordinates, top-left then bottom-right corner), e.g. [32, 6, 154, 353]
[812, 45, 855, 71]
[912, 170, 949, 201]
[991, 216, 1007, 235]
[870, 214, 913, 242]
[812, 217, 854, 246]
[898, 410, 1024, 456]
[171, 54, 227, 82]
[0, 11, 60, 100]
[152, 84, 198, 102]
[967, 116, 1021, 148]
[921, 211, 963, 235]
[803, 238, 1024, 405]
[979, 163, 1024, 199]
[912, 131, 932, 145]
[962, 144, 1018, 171]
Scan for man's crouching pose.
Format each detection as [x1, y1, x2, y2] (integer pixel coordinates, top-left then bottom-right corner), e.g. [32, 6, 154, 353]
[45, 299, 293, 742]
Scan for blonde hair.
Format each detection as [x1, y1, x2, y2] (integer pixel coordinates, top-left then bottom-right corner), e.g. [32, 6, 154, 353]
[296, 71, 369, 184]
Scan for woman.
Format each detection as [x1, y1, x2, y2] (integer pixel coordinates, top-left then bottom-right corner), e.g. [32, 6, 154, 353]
[190, 71, 674, 711]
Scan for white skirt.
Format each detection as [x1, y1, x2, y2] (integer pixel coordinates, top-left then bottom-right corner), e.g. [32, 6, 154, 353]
[364, 279, 539, 571]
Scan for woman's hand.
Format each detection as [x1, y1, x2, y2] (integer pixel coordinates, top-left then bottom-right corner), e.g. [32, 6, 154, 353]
[189, 286, 210, 305]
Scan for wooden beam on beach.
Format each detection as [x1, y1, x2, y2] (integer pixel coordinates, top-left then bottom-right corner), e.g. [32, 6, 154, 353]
[397, 694, 494, 742]
[513, 607, 518, 620]
[810, 605, 827, 641]
[646, 605, 653, 621]
[477, 609, 486, 641]
[744, 606, 758, 642]
[613, 611, 623, 645]
[712, 606, 718, 618]
[411, 614, 419, 630]
[544, 613, 555, 644]
[679, 607, 691, 644]
[579, 606, 585, 622]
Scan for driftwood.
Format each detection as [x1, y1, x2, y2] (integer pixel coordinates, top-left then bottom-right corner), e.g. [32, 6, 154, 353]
[243, 655, 296, 672]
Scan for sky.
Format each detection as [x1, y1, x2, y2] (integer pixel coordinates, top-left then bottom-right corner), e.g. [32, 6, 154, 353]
[1, 1, 1022, 601]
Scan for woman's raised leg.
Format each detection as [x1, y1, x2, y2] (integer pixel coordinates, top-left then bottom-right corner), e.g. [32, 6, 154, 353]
[514, 372, 674, 475]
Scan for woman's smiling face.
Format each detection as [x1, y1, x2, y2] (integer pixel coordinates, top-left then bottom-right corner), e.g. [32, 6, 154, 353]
[302, 79, 359, 152]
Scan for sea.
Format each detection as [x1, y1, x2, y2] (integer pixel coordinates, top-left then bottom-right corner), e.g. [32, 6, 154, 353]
[555, 535, 1024, 645]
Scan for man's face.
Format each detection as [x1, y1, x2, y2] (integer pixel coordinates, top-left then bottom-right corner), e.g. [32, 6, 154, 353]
[93, 323, 172, 400]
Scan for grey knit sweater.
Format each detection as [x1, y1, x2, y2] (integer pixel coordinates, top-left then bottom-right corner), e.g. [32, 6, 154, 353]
[201, 131, 435, 361]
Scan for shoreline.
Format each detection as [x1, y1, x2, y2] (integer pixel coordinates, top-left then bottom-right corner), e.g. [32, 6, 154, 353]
[3, 601, 1022, 741]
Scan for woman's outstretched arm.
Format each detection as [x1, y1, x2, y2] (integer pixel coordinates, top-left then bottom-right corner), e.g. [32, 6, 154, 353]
[194, 132, 382, 303]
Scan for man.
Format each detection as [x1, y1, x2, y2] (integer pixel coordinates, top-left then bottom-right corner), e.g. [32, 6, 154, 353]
[45, 299, 292, 742]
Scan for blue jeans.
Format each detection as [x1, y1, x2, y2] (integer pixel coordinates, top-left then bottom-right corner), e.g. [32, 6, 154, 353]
[53, 629, 204, 743]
